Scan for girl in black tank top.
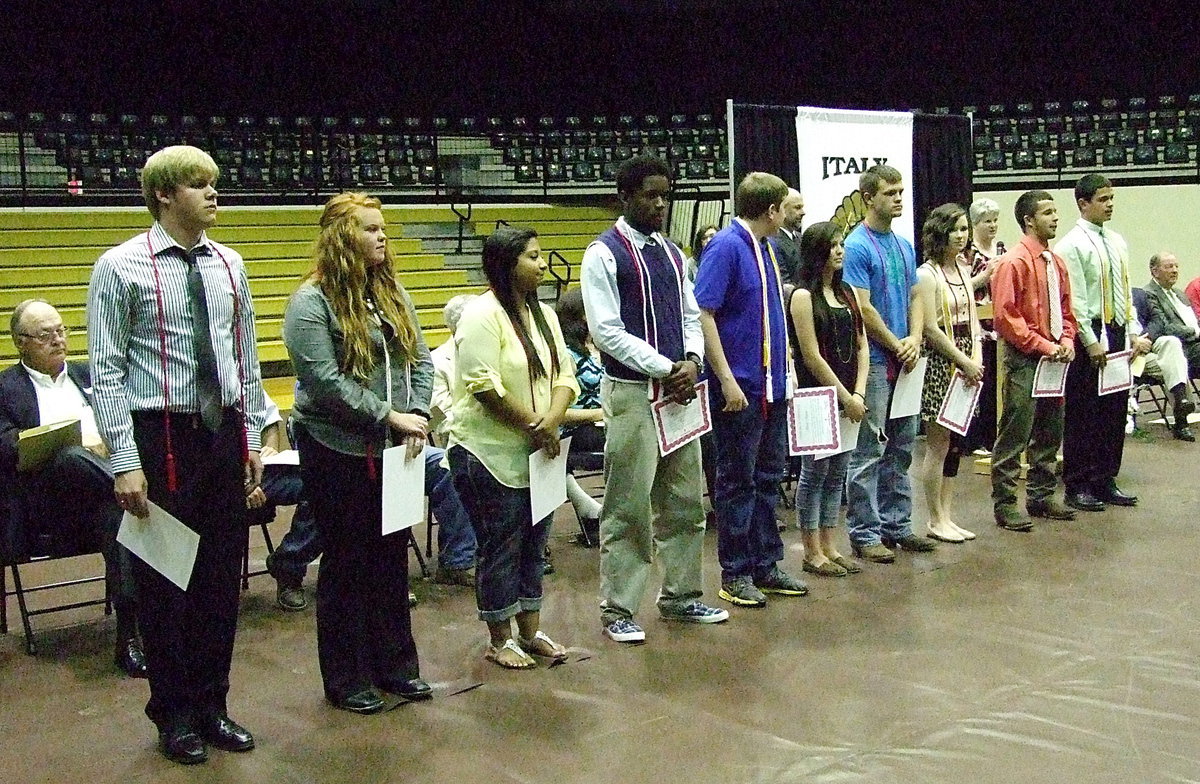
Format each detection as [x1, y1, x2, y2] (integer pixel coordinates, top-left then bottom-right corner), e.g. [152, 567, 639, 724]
[786, 222, 869, 577]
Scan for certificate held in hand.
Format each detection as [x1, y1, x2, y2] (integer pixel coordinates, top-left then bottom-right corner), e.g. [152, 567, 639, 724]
[1098, 350, 1133, 396]
[651, 380, 712, 457]
[889, 357, 927, 419]
[786, 386, 839, 456]
[935, 370, 982, 437]
[1032, 356, 1069, 398]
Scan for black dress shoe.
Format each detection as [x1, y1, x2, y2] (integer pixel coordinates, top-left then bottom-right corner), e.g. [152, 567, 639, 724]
[379, 677, 432, 701]
[1173, 426, 1196, 442]
[328, 688, 387, 714]
[196, 714, 255, 752]
[1065, 491, 1106, 512]
[115, 637, 148, 678]
[158, 725, 207, 765]
[1097, 485, 1138, 506]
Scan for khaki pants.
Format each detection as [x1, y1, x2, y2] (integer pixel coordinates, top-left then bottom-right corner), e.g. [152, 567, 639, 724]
[991, 345, 1065, 512]
[598, 378, 706, 625]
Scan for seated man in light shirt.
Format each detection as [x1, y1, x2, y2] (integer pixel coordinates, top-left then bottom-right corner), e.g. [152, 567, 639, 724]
[259, 390, 478, 606]
[428, 294, 476, 446]
[1141, 251, 1200, 440]
[0, 299, 144, 676]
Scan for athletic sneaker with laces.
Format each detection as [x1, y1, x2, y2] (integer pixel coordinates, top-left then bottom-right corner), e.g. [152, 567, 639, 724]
[603, 618, 646, 643]
[718, 575, 768, 607]
[660, 600, 730, 623]
[755, 565, 809, 596]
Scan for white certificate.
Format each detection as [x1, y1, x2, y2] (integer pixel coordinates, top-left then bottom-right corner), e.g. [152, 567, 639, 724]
[813, 415, 862, 461]
[116, 502, 200, 591]
[786, 386, 839, 456]
[1098, 349, 1134, 396]
[651, 380, 712, 457]
[935, 370, 982, 437]
[1032, 356, 1069, 398]
[261, 449, 300, 466]
[889, 356, 927, 419]
[382, 445, 426, 535]
[529, 436, 571, 526]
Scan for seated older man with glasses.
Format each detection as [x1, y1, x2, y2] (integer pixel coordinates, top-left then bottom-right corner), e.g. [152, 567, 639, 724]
[0, 298, 144, 676]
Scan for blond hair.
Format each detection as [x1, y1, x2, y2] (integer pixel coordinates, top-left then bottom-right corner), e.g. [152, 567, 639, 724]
[308, 192, 419, 380]
[140, 146, 220, 219]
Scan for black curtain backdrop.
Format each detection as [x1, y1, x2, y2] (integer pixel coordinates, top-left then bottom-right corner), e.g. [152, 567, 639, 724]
[730, 104, 800, 189]
[911, 114, 973, 257]
[730, 104, 972, 257]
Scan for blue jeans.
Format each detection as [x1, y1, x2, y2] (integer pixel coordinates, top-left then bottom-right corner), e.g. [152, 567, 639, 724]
[795, 450, 851, 530]
[448, 446, 551, 624]
[846, 363, 917, 546]
[710, 392, 787, 582]
[269, 446, 477, 585]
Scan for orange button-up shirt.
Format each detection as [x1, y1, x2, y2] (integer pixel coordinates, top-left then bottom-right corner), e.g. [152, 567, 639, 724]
[990, 234, 1078, 357]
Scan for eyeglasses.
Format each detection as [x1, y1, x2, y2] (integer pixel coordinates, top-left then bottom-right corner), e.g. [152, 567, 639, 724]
[18, 326, 69, 343]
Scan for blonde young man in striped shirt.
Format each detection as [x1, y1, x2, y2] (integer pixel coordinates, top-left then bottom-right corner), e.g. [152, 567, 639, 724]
[87, 145, 266, 766]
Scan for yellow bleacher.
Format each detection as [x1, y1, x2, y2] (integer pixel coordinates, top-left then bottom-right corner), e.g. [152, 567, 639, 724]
[0, 203, 617, 411]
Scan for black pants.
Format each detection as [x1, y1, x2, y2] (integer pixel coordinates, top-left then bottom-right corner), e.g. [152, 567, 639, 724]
[24, 445, 136, 631]
[295, 427, 419, 700]
[1063, 321, 1129, 494]
[131, 411, 245, 729]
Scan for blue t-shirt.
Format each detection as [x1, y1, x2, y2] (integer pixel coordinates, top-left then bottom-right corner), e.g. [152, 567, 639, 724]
[841, 223, 917, 365]
[693, 222, 788, 400]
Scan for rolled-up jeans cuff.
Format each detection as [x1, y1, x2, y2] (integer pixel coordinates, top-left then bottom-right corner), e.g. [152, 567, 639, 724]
[478, 600, 521, 624]
[518, 595, 543, 613]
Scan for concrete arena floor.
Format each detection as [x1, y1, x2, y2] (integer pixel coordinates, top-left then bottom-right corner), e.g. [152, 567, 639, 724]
[2, 428, 1199, 784]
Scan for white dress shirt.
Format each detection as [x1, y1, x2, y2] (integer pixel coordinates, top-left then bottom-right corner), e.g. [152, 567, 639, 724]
[23, 363, 101, 446]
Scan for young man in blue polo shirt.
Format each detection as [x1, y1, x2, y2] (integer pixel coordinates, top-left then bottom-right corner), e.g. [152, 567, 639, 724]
[694, 172, 808, 607]
[841, 164, 935, 563]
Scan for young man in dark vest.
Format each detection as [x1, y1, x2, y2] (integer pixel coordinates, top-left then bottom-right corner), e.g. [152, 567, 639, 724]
[580, 155, 728, 644]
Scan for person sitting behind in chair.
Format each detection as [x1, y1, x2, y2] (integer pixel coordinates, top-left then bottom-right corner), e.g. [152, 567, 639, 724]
[0, 299, 144, 677]
[555, 286, 605, 547]
[1142, 251, 1199, 439]
[429, 294, 477, 447]
[261, 401, 478, 608]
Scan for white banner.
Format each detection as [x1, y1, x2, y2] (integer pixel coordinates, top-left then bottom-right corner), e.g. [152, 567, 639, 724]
[795, 107, 915, 243]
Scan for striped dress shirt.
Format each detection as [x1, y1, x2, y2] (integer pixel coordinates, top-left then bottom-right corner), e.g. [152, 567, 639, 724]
[87, 222, 266, 474]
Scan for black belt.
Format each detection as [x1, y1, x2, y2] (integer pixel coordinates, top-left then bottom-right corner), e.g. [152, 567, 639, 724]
[131, 407, 238, 429]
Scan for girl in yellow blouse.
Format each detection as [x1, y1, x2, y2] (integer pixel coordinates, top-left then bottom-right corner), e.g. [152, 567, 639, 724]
[448, 225, 580, 669]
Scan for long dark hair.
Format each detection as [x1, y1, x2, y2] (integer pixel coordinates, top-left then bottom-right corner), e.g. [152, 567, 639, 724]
[555, 286, 589, 356]
[797, 221, 862, 347]
[481, 225, 560, 382]
[692, 224, 718, 267]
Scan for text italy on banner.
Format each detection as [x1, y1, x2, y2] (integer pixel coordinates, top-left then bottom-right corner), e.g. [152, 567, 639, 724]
[794, 107, 915, 243]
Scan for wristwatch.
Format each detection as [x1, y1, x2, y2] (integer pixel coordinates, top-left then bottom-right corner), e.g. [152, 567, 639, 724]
[685, 352, 704, 374]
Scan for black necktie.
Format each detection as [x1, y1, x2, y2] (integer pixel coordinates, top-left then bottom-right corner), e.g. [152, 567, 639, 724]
[185, 250, 223, 432]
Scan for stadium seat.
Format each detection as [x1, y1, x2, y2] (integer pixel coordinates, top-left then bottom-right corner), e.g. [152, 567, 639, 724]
[1073, 147, 1098, 167]
[1133, 145, 1158, 165]
[1164, 143, 1190, 164]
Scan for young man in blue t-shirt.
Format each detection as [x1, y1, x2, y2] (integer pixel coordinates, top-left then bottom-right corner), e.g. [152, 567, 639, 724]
[840, 165, 935, 563]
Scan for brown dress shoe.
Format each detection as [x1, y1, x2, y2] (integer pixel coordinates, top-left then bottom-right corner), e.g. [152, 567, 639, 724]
[995, 506, 1034, 532]
[1027, 498, 1076, 520]
[851, 542, 895, 563]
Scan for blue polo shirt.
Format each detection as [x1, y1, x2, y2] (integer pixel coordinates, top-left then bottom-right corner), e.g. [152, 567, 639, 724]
[842, 223, 917, 364]
[693, 221, 788, 400]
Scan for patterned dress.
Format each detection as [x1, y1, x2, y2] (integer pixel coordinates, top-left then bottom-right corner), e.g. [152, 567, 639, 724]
[920, 259, 978, 424]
